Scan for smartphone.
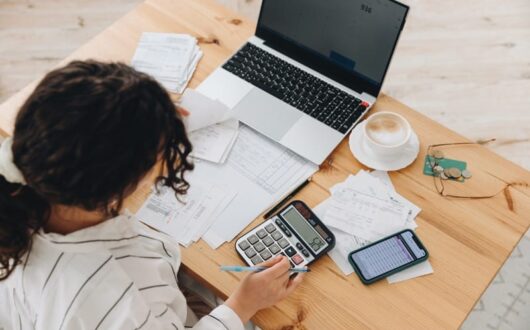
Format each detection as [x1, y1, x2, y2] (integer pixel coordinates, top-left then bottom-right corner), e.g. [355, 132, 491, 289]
[348, 229, 428, 284]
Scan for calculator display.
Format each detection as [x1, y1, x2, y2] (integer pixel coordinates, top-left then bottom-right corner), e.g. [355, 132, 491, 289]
[281, 206, 325, 252]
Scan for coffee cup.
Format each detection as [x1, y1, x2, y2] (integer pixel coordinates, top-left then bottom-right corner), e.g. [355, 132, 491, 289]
[362, 111, 412, 158]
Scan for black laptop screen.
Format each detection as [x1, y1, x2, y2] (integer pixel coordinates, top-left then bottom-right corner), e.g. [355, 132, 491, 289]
[256, 0, 408, 95]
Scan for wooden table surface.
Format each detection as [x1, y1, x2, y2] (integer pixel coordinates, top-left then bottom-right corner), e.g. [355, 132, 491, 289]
[1, 0, 530, 328]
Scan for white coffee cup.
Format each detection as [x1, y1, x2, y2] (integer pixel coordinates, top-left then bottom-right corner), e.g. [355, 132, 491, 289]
[362, 111, 412, 158]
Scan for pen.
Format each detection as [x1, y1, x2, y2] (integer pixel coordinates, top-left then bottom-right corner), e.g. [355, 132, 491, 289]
[220, 265, 311, 273]
[263, 178, 312, 218]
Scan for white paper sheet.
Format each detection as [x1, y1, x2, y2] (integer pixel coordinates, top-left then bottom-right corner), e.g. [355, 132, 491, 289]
[316, 170, 431, 283]
[189, 125, 318, 248]
[189, 119, 239, 163]
[179, 89, 234, 132]
[132, 32, 202, 93]
[136, 182, 236, 247]
[387, 260, 433, 283]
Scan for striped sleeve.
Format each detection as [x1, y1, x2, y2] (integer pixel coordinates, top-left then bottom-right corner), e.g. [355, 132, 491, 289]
[191, 305, 245, 330]
[50, 255, 244, 330]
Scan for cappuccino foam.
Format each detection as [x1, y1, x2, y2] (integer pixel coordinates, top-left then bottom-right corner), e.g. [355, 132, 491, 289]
[365, 115, 408, 146]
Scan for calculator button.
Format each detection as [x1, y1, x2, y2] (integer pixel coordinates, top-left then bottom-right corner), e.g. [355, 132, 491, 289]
[291, 254, 304, 265]
[278, 238, 289, 249]
[301, 249, 310, 257]
[271, 231, 283, 241]
[265, 224, 276, 233]
[248, 235, 259, 244]
[245, 248, 257, 258]
[275, 218, 283, 226]
[296, 242, 303, 250]
[251, 255, 263, 265]
[279, 226, 292, 237]
[262, 236, 274, 247]
[254, 242, 266, 252]
[284, 246, 296, 257]
[260, 250, 272, 260]
[238, 240, 250, 251]
[257, 229, 267, 239]
[269, 244, 281, 254]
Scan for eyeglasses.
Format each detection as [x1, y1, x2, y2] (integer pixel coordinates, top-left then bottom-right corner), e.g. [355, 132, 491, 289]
[427, 141, 528, 209]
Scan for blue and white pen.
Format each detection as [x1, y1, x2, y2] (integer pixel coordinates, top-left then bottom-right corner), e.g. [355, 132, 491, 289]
[220, 265, 311, 273]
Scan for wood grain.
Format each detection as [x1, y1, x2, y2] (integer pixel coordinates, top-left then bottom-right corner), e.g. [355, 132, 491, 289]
[2, 0, 529, 169]
[1, 0, 530, 328]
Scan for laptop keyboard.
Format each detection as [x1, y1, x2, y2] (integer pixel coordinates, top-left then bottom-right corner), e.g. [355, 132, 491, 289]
[222, 43, 369, 134]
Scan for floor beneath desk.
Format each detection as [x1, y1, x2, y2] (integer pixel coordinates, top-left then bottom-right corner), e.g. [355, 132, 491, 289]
[1, 0, 529, 328]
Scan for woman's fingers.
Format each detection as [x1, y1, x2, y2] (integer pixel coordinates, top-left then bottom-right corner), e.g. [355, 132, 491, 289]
[257, 256, 290, 279]
[177, 106, 190, 117]
[285, 272, 305, 296]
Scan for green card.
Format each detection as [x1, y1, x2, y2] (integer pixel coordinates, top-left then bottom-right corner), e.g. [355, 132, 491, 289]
[423, 155, 467, 178]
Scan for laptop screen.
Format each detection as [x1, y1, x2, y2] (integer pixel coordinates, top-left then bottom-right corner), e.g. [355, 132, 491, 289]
[256, 0, 408, 95]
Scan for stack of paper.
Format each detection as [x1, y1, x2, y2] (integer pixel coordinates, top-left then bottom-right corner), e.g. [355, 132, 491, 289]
[136, 124, 317, 249]
[179, 89, 238, 164]
[136, 182, 236, 247]
[188, 125, 318, 248]
[314, 170, 433, 283]
[132, 32, 202, 93]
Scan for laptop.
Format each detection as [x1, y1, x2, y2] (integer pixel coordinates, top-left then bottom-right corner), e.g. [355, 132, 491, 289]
[197, 0, 409, 164]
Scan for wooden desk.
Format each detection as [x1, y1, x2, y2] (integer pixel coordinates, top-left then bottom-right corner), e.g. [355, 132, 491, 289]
[1, 0, 530, 328]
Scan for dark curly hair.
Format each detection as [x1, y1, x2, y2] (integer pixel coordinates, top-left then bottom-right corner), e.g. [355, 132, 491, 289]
[0, 60, 193, 280]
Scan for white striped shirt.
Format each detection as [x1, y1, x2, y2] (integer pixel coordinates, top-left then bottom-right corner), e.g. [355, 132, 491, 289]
[0, 215, 244, 330]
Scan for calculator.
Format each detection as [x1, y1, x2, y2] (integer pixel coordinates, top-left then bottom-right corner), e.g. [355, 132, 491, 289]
[235, 200, 335, 267]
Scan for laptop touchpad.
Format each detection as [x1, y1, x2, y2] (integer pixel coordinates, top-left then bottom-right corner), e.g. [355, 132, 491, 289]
[233, 89, 302, 141]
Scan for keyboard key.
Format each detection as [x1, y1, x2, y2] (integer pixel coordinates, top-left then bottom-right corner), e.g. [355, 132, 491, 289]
[269, 243, 281, 254]
[284, 246, 296, 257]
[265, 224, 276, 233]
[238, 240, 250, 251]
[262, 236, 274, 247]
[251, 255, 263, 265]
[291, 254, 304, 265]
[256, 229, 267, 239]
[278, 238, 289, 249]
[247, 234, 259, 245]
[245, 248, 257, 258]
[271, 231, 283, 241]
[254, 242, 266, 253]
[260, 250, 272, 260]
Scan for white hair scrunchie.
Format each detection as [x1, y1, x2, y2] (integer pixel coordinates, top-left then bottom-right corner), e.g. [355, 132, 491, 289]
[0, 137, 26, 185]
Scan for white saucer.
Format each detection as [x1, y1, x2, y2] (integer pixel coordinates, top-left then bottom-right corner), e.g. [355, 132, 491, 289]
[349, 121, 420, 171]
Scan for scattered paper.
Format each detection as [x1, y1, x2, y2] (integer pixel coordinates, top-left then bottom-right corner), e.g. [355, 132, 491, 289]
[178, 89, 239, 164]
[135, 123, 316, 250]
[136, 182, 236, 247]
[189, 119, 239, 164]
[132, 32, 202, 93]
[179, 89, 234, 132]
[190, 125, 318, 249]
[316, 170, 432, 283]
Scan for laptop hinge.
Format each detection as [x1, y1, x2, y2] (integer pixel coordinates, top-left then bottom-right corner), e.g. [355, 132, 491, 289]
[360, 93, 376, 105]
[249, 36, 264, 45]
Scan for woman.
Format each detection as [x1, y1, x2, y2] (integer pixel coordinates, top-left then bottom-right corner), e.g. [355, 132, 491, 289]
[0, 61, 303, 329]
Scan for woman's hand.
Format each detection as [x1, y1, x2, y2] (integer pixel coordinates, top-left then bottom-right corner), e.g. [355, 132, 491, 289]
[177, 106, 190, 117]
[224, 255, 305, 323]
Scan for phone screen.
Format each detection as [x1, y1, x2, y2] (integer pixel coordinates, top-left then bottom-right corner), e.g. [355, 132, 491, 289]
[349, 231, 426, 281]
